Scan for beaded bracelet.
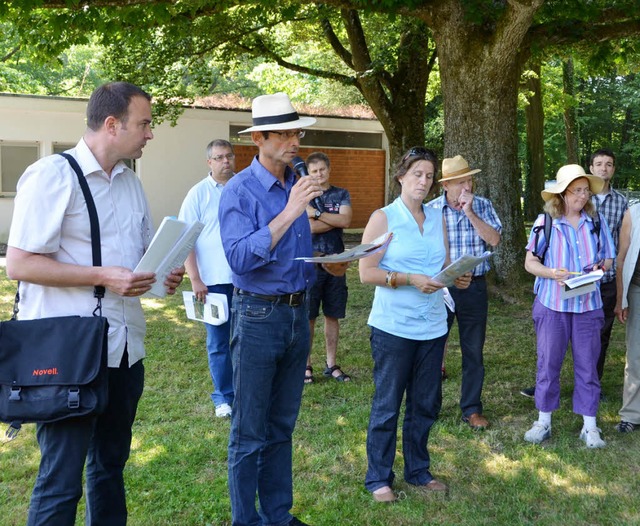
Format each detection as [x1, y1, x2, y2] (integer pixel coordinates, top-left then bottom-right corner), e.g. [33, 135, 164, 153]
[390, 271, 398, 289]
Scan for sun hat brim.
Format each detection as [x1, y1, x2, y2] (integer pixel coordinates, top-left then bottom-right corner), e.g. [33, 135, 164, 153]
[239, 116, 317, 134]
[439, 168, 481, 183]
[541, 173, 604, 201]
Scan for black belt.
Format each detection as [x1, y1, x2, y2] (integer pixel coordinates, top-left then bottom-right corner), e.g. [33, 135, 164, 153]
[234, 288, 306, 307]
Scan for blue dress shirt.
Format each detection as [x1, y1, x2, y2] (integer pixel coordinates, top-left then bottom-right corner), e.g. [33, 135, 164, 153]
[218, 156, 315, 295]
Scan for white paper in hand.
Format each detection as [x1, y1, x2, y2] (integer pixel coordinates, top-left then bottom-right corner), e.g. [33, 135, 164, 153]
[182, 292, 229, 325]
[134, 217, 204, 298]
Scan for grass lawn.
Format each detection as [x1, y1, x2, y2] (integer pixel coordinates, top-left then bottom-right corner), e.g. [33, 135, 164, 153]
[1, 266, 639, 525]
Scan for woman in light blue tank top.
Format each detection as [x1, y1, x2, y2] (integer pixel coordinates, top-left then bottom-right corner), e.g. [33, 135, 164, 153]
[359, 147, 471, 502]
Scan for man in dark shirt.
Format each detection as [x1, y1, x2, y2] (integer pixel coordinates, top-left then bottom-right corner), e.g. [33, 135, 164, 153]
[304, 152, 353, 384]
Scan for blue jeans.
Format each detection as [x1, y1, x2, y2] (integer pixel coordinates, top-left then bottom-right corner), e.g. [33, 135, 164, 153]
[227, 294, 309, 526]
[365, 327, 447, 492]
[27, 353, 144, 526]
[447, 277, 488, 417]
[205, 283, 234, 407]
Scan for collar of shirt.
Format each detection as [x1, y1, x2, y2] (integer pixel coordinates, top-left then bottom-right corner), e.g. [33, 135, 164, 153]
[251, 155, 297, 193]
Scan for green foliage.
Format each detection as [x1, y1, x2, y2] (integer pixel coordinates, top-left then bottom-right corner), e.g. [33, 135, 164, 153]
[538, 56, 640, 188]
[0, 22, 106, 96]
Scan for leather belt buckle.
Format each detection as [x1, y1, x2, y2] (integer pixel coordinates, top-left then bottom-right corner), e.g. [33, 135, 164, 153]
[287, 292, 304, 307]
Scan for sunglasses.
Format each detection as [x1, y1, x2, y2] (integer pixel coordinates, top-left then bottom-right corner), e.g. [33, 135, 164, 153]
[402, 146, 437, 163]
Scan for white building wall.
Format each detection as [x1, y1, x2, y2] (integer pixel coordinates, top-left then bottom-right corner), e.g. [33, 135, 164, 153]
[0, 93, 386, 244]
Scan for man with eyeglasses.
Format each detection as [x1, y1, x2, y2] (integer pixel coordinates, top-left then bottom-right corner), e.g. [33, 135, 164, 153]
[426, 155, 502, 431]
[218, 93, 321, 526]
[178, 139, 236, 418]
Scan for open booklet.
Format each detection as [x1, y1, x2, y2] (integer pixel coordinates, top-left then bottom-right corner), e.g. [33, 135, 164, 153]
[134, 216, 204, 298]
[561, 269, 604, 300]
[182, 291, 228, 325]
[432, 251, 493, 287]
[295, 232, 393, 264]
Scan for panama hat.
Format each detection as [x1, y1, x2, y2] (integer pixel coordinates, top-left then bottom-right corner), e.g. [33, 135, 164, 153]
[440, 155, 481, 182]
[238, 92, 316, 133]
[541, 164, 604, 201]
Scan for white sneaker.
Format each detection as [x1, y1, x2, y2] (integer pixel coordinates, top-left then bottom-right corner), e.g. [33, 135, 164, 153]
[524, 421, 551, 444]
[215, 403, 232, 418]
[580, 427, 606, 448]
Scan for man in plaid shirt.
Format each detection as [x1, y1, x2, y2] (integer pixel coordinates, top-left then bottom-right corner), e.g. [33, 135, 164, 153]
[589, 149, 628, 385]
[427, 155, 502, 430]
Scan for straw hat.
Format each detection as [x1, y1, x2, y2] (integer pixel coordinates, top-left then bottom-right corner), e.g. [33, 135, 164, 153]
[541, 164, 604, 201]
[440, 155, 481, 182]
[238, 92, 316, 133]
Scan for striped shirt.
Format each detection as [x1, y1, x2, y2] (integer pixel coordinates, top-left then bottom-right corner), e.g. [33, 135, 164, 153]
[591, 188, 627, 283]
[525, 212, 615, 313]
[427, 194, 502, 276]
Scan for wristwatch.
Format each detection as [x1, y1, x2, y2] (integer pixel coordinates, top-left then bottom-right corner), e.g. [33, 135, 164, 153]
[314, 209, 322, 220]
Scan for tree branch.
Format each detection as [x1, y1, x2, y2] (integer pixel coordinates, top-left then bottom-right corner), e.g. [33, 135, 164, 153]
[319, 16, 353, 69]
[237, 37, 357, 86]
[529, 18, 640, 47]
[1, 46, 21, 63]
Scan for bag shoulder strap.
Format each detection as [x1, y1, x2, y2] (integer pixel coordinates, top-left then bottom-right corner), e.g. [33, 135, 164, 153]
[12, 154, 105, 320]
[57, 153, 106, 307]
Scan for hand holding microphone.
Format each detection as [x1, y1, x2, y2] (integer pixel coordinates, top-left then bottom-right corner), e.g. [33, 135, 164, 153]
[292, 156, 324, 212]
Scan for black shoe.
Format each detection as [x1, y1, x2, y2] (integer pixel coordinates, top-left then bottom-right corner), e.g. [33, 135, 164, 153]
[520, 386, 535, 398]
[289, 517, 311, 526]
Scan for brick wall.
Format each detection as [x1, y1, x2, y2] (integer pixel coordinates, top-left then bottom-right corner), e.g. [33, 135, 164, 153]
[234, 145, 386, 229]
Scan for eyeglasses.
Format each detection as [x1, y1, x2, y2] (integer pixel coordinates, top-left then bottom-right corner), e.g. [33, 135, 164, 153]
[565, 187, 592, 197]
[402, 146, 436, 163]
[270, 130, 306, 140]
[209, 153, 235, 162]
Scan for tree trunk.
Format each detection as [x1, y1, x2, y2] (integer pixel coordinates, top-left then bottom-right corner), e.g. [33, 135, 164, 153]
[524, 61, 545, 221]
[425, 1, 542, 282]
[339, 11, 435, 196]
[563, 57, 579, 163]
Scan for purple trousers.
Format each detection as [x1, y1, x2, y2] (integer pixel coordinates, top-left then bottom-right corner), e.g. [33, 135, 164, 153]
[532, 298, 603, 416]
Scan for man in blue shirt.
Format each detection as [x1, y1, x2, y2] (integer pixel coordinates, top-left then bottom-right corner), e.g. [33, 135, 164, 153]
[427, 155, 502, 430]
[218, 92, 322, 526]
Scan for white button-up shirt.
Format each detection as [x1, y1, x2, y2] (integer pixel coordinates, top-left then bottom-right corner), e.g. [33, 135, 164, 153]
[8, 139, 154, 367]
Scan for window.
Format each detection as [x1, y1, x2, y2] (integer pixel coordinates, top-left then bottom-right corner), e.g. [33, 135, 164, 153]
[52, 143, 76, 154]
[53, 142, 136, 171]
[0, 143, 39, 195]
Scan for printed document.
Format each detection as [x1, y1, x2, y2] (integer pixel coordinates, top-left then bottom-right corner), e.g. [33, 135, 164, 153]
[134, 217, 204, 298]
[182, 292, 228, 325]
[295, 232, 393, 264]
[433, 251, 493, 287]
[561, 269, 604, 300]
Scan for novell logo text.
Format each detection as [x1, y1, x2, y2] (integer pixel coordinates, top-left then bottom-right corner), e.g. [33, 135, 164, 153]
[32, 368, 58, 376]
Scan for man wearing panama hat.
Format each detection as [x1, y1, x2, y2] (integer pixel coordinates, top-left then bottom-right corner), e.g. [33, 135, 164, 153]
[427, 155, 502, 430]
[218, 92, 321, 526]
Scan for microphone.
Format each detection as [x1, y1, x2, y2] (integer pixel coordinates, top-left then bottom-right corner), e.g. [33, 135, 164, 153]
[292, 156, 323, 212]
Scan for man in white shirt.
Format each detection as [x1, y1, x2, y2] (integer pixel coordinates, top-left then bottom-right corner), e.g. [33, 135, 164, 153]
[6, 82, 184, 526]
[179, 139, 236, 418]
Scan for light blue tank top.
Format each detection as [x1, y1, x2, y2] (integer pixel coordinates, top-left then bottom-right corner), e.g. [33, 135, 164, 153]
[367, 197, 448, 340]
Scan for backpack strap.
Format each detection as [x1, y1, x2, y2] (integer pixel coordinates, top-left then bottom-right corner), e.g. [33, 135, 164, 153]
[532, 212, 552, 264]
[591, 213, 601, 257]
